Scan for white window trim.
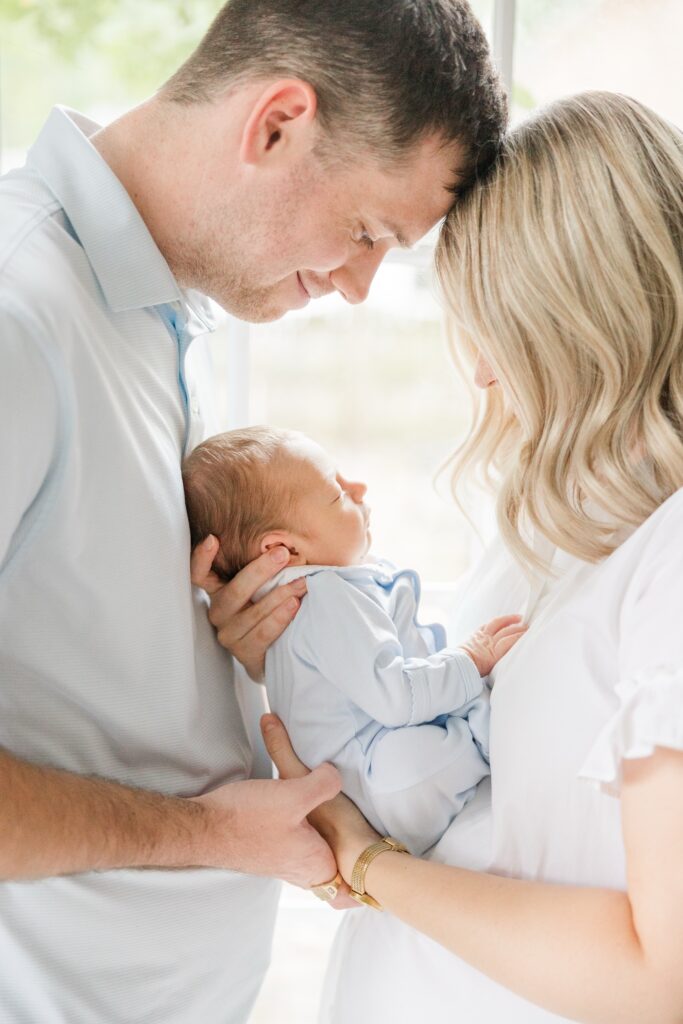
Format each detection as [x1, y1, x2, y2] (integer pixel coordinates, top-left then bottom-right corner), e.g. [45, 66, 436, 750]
[492, 0, 517, 95]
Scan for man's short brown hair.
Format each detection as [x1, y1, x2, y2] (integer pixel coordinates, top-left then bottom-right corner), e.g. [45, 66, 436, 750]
[183, 426, 298, 581]
[163, 0, 508, 195]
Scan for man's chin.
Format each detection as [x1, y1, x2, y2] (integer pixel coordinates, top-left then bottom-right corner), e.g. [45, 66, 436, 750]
[209, 289, 290, 325]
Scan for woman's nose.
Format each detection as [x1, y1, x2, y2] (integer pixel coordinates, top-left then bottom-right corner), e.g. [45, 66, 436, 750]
[474, 352, 498, 389]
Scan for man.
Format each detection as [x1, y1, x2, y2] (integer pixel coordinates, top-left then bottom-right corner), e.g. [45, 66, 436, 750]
[0, 0, 506, 1020]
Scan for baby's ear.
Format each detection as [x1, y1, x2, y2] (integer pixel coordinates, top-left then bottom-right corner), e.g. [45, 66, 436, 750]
[260, 531, 305, 565]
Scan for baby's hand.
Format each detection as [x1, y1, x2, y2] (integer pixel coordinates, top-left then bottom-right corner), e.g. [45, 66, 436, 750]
[458, 614, 527, 677]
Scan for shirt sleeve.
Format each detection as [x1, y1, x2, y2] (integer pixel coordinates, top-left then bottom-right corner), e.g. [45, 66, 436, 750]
[0, 303, 60, 570]
[578, 496, 683, 795]
[290, 571, 483, 729]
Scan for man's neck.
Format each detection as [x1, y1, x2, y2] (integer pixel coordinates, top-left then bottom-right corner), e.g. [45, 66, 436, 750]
[90, 98, 182, 257]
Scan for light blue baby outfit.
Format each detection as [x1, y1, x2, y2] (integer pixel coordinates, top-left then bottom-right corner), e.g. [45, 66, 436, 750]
[259, 560, 491, 855]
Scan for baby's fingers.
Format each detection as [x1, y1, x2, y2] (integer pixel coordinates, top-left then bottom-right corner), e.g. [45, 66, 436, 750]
[492, 634, 522, 659]
[493, 626, 528, 658]
[482, 614, 523, 635]
[492, 621, 528, 640]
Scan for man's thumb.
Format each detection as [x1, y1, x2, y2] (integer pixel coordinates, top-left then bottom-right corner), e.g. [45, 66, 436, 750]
[292, 763, 341, 817]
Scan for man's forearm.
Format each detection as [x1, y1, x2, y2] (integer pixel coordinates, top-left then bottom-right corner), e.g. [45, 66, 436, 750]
[0, 748, 209, 880]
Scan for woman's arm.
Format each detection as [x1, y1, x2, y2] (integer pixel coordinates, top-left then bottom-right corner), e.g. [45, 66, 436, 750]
[262, 716, 683, 1024]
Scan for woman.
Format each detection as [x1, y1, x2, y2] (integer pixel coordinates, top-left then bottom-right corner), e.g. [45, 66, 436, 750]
[257, 91, 683, 1023]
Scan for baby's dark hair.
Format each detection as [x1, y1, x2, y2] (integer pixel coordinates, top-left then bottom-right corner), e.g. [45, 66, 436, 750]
[182, 426, 299, 581]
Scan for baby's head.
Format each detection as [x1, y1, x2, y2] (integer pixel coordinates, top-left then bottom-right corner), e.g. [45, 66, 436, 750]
[183, 427, 371, 580]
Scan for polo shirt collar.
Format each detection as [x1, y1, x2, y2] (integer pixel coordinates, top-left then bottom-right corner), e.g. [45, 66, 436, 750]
[27, 105, 184, 313]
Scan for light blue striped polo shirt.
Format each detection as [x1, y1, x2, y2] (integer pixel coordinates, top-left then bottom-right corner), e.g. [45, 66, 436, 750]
[0, 106, 279, 1024]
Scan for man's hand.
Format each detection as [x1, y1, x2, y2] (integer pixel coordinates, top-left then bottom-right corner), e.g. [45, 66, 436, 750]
[0, 747, 340, 884]
[459, 614, 527, 677]
[261, 714, 379, 899]
[192, 767, 342, 888]
[190, 536, 307, 680]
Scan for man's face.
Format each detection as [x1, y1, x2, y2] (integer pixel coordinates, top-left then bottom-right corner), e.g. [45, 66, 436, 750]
[182, 135, 459, 322]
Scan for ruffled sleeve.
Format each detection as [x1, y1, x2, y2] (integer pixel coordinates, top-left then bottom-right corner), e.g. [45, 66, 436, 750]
[578, 491, 683, 796]
[578, 667, 683, 795]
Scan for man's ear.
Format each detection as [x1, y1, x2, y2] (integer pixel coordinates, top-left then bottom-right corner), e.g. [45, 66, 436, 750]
[240, 79, 318, 166]
[260, 531, 306, 565]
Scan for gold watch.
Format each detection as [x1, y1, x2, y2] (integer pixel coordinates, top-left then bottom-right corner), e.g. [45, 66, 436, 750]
[349, 836, 409, 910]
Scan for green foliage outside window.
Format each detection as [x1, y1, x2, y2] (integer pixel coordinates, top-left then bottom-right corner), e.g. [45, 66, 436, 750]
[0, 0, 222, 150]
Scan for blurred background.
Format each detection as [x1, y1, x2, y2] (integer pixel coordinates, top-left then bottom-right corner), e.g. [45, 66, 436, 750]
[1, 0, 680, 1018]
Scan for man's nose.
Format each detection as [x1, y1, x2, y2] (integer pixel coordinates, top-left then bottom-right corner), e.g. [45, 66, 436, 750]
[474, 352, 498, 389]
[330, 247, 386, 305]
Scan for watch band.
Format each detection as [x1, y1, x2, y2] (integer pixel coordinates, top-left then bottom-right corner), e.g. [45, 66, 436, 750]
[349, 836, 409, 910]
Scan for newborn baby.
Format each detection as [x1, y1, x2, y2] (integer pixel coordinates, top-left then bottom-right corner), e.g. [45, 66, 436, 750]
[183, 427, 525, 855]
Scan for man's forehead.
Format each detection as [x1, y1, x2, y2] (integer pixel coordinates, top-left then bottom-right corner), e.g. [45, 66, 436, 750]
[359, 137, 460, 243]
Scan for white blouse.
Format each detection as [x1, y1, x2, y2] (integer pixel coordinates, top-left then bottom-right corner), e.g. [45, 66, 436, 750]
[321, 488, 683, 1024]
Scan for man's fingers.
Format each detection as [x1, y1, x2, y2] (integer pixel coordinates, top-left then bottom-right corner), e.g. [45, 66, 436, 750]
[483, 614, 524, 635]
[261, 714, 309, 779]
[292, 763, 342, 818]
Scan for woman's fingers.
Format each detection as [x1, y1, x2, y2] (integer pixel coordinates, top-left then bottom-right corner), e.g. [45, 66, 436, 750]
[329, 886, 358, 911]
[190, 543, 307, 678]
[216, 546, 291, 614]
[193, 542, 292, 612]
[261, 714, 310, 780]
[262, 715, 381, 882]
[190, 535, 223, 595]
[214, 575, 307, 647]
[218, 580, 307, 679]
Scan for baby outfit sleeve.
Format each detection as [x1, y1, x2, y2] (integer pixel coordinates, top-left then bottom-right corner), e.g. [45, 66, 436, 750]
[579, 501, 683, 796]
[290, 570, 483, 729]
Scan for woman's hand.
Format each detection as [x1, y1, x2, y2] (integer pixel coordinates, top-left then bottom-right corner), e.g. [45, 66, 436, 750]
[261, 714, 380, 899]
[190, 536, 307, 681]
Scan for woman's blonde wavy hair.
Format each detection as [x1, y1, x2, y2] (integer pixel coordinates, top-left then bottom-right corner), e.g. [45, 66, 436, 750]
[436, 91, 683, 576]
